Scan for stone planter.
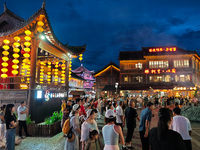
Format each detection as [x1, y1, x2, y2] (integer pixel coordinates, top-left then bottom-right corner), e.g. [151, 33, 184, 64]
[15, 121, 61, 137]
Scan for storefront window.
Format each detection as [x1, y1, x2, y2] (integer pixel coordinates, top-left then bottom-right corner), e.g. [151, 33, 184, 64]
[175, 75, 190, 82]
[136, 76, 143, 82]
[124, 76, 128, 82]
[174, 59, 189, 68]
[135, 63, 142, 69]
[165, 75, 171, 82]
[149, 75, 171, 82]
[149, 60, 169, 68]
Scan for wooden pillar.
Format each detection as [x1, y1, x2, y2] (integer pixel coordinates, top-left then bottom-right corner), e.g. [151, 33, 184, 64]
[27, 37, 39, 116]
[65, 60, 69, 99]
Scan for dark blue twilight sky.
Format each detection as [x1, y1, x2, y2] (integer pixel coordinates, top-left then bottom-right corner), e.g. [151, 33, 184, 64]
[1, 0, 200, 72]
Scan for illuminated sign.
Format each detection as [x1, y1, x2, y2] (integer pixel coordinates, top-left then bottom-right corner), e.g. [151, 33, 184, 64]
[144, 69, 176, 74]
[20, 84, 28, 89]
[149, 47, 176, 52]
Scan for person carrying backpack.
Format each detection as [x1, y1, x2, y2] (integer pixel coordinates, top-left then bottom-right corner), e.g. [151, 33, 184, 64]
[64, 104, 81, 150]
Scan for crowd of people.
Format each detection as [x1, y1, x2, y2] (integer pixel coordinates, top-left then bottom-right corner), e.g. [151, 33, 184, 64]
[0, 94, 195, 150]
[61, 95, 194, 150]
[0, 101, 29, 150]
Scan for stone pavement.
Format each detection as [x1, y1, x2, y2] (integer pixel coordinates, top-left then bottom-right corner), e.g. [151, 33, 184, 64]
[13, 107, 200, 150]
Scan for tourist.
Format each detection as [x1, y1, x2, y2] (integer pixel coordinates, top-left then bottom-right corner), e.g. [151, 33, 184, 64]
[64, 104, 81, 150]
[0, 105, 6, 145]
[102, 109, 126, 150]
[171, 107, 192, 150]
[124, 100, 140, 149]
[81, 109, 101, 150]
[139, 102, 153, 150]
[4, 104, 18, 150]
[149, 108, 186, 150]
[85, 129, 100, 150]
[79, 99, 86, 117]
[17, 101, 30, 139]
[116, 101, 124, 130]
[144, 96, 148, 108]
[61, 100, 72, 128]
[100, 98, 105, 116]
[61, 99, 67, 112]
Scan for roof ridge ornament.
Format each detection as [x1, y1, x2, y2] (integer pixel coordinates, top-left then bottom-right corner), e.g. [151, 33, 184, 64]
[42, 0, 46, 9]
[4, 2, 7, 12]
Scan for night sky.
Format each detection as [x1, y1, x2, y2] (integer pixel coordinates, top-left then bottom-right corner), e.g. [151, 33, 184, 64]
[1, 0, 200, 72]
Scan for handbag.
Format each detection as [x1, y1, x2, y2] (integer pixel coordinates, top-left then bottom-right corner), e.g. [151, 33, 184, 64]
[67, 127, 75, 142]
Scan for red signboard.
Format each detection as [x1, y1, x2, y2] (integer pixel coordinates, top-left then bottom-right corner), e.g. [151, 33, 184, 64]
[149, 47, 176, 52]
[144, 69, 176, 74]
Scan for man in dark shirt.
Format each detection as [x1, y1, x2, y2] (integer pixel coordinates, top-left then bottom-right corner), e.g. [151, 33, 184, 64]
[124, 100, 140, 149]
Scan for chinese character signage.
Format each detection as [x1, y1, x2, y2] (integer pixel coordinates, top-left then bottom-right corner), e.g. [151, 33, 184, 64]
[144, 69, 176, 74]
[149, 47, 176, 52]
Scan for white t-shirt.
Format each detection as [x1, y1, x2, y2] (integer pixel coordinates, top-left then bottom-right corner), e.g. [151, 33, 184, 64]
[17, 106, 27, 121]
[171, 115, 192, 140]
[81, 120, 99, 142]
[116, 106, 123, 123]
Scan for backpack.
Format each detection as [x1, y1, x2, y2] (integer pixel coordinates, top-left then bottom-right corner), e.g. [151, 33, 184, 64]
[62, 118, 70, 134]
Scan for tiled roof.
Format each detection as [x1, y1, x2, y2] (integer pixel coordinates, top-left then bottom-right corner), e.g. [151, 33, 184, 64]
[93, 61, 119, 76]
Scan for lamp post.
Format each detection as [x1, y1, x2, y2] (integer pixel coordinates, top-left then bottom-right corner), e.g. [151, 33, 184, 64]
[115, 82, 118, 95]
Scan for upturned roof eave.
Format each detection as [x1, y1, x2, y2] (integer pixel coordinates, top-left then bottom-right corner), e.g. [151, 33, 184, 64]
[0, 7, 85, 55]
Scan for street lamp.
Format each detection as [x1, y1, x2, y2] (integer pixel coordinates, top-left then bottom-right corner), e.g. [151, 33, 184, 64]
[115, 83, 118, 94]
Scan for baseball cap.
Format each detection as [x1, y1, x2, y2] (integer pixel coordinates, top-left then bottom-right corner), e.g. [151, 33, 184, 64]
[105, 109, 116, 118]
[72, 104, 80, 111]
[86, 109, 97, 119]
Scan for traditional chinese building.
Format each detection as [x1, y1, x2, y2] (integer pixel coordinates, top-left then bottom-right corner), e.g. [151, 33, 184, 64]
[0, 2, 85, 123]
[68, 72, 86, 100]
[72, 64, 95, 96]
[94, 62, 120, 98]
[119, 46, 200, 98]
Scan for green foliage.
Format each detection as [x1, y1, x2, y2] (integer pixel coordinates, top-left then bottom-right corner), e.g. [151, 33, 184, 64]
[44, 110, 63, 125]
[26, 115, 33, 125]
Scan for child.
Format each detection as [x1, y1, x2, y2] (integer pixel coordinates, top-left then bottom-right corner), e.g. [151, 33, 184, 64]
[85, 129, 100, 150]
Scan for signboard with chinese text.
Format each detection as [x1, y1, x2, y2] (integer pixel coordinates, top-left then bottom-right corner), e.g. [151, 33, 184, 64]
[149, 47, 176, 52]
[144, 69, 176, 74]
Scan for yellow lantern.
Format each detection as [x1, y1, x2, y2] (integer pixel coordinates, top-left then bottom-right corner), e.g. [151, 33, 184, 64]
[2, 62, 8, 67]
[25, 30, 31, 36]
[12, 70, 18, 75]
[54, 75, 58, 78]
[2, 51, 9, 56]
[61, 77, 65, 80]
[61, 74, 65, 77]
[2, 57, 9, 62]
[37, 27, 44, 32]
[24, 36, 31, 41]
[69, 74, 71, 77]
[37, 21, 44, 26]
[24, 48, 30, 52]
[47, 72, 51, 75]
[40, 69, 44, 72]
[13, 53, 20, 58]
[13, 42, 20, 47]
[13, 48, 20, 53]
[24, 42, 31, 47]
[2, 45, 9, 50]
[55, 69, 58, 72]
[23, 59, 30, 63]
[12, 65, 19, 69]
[61, 81, 65, 83]
[14, 36, 20, 42]
[12, 59, 19, 64]
[79, 57, 83, 61]
[21, 72, 25, 76]
[23, 53, 30, 58]
[54, 72, 58, 75]
[1, 68, 8, 73]
[1, 74, 8, 78]
[54, 78, 58, 82]
[40, 79, 44, 81]
[40, 72, 44, 75]
[61, 71, 65, 73]
[3, 39, 10, 45]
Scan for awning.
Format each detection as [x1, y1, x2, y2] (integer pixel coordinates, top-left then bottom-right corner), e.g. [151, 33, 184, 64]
[69, 90, 85, 96]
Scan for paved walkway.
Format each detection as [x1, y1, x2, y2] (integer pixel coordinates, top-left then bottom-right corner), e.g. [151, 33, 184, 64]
[11, 107, 200, 150]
